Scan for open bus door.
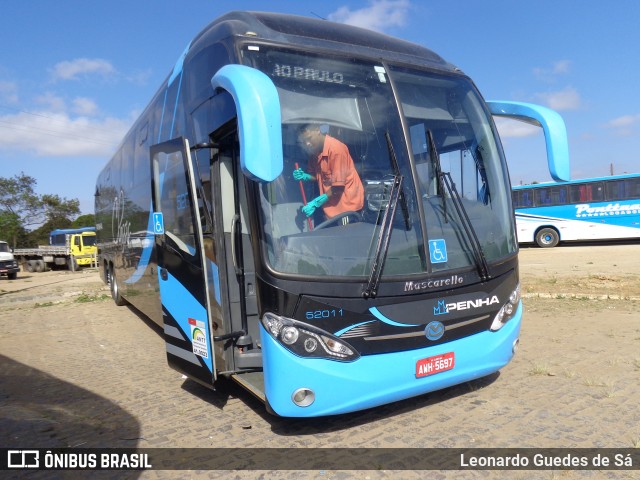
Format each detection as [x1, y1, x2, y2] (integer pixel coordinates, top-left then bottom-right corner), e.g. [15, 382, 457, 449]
[151, 137, 216, 387]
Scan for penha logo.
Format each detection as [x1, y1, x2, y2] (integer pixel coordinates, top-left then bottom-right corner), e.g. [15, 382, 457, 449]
[434, 295, 499, 314]
[433, 299, 448, 316]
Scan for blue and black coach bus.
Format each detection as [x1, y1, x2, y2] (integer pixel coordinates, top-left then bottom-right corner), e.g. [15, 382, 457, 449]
[95, 11, 568, 417]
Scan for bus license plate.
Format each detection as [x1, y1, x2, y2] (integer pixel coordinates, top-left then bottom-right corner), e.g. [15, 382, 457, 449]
[416, 352, 455, 378]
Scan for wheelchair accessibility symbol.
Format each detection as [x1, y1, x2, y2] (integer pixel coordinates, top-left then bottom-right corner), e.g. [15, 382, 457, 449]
[153, 212, 165, 235]
[429, 239, 447, 264]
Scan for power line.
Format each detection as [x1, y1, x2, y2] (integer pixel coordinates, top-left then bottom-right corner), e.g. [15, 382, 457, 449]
[0, 120, 118, 147]
[0, 103, 128, 143]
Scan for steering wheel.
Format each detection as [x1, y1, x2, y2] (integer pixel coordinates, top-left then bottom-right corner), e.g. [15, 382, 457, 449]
[313, 210, 363, 230]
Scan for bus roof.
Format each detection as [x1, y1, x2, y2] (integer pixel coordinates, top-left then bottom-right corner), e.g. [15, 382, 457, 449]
[191, 11, 457, 73]
[512, 172, 640, 190]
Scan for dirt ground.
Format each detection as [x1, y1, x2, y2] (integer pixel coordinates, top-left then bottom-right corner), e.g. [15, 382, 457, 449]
[1, 243, 639, 479]
[518, 242, 640, 299]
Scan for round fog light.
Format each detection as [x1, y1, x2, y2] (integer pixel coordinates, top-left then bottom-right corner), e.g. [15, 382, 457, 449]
[281, 326, 299, 345]
[292, 388, 315, 407]
[304, 337, 318, 353]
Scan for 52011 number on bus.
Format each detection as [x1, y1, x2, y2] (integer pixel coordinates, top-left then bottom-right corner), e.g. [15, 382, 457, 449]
[306, 309, 344, 320]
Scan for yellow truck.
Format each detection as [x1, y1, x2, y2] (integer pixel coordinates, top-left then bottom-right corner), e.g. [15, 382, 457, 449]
[13, 227, 97, 272]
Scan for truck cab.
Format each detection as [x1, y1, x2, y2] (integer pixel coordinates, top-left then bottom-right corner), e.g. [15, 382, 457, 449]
[0, 241, 19, 280]
[50, 228, 98, 268]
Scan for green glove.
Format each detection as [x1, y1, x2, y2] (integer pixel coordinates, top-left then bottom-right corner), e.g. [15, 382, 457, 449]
[293, 168, 314, 182]
[302, 194, 328, 217]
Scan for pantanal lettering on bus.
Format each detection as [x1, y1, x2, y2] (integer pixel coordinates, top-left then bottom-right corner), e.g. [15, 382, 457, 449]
[575, 203, 640, 218]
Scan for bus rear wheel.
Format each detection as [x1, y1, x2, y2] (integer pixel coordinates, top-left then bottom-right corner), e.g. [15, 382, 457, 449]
[110, 267, 127, 306]
[535, 228, 560, 248]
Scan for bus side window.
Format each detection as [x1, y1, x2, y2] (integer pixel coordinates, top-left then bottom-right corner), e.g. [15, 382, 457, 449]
[607, 178, 640, 200]
[552, 186, 567, 204]
[592, 183, 604, 202]
[605, 180, 626, 201]
[535, 188, 551, 206]
[570, 184, 595, 203]
[512, 190, 533, 208]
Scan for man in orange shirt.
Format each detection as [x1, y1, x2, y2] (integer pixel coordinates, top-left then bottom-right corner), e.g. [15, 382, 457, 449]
[294, 124, 364, 220]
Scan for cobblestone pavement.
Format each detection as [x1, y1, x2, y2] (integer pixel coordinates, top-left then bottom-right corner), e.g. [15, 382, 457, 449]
[1, 247, 639, 480]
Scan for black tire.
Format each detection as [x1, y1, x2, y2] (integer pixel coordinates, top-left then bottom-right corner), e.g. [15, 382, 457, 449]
[535, 227, 560, 248]
[8, 272, 17, 280]
[110, 267, 127, 306]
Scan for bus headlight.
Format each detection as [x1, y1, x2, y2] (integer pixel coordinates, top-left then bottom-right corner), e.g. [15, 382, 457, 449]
[261, 312, 360, 361]
[490, 283, 521, 331]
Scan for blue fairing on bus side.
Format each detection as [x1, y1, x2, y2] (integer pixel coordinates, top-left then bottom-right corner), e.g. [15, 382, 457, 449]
[158, 270, 213, 372]
[260, 303, 522, 417]
[211, 64, 283, 182]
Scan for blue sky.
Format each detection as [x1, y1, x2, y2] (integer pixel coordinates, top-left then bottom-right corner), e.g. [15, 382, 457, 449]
[1, 0, 639, 217]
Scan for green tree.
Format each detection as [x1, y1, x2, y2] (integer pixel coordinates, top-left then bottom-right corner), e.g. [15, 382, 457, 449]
[0, 172, 81, 248]
[28, 219, 73, 247]
[41, 194, 80, 225]
[72, 214, 96, 228]
[0, 210, 29, 247]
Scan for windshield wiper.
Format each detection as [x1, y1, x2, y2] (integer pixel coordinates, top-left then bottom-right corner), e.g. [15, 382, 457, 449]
[363, 173, 402, 299]
[386, 132, 411, 230]
[427, 129, 447, 221]
[427, 129, 490, 281]
[362, 132, 407, 299]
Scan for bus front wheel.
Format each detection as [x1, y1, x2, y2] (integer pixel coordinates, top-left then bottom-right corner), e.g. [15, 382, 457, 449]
[535, 228, 560, 248]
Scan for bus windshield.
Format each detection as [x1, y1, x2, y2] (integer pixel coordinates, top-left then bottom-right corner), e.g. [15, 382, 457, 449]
[247, 48, 516, 278]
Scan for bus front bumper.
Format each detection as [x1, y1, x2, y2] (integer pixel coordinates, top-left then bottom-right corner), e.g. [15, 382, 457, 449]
[259, 303, 522, 417]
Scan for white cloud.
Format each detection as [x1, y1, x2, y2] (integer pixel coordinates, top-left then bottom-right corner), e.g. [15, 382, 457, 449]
[533, 60, 571, 78]
[535, 87, 581, 111]
[50, 58, 116, 81]
[606, 114, 640, 128]
[34, 92, 66, 112]
[125, 68, 153, 86]
[551, 60, 571, 74]
[72, 97, 99, 116]
[328, 0, 411, 31]
[0, 109, 131, 157]
[605, 113, 640, 136]
[0, 80, 19, 104]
